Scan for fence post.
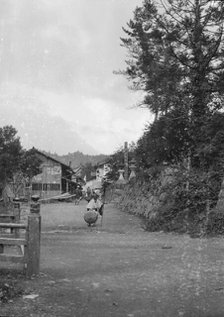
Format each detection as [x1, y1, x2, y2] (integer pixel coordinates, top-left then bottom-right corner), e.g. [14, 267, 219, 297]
[26, 197, 41, 278]
[13, 198, 21, 237]
[13, 200, 21, 222]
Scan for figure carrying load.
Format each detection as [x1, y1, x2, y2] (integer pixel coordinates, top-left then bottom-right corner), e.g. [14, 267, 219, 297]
[84, 191, 104, 226]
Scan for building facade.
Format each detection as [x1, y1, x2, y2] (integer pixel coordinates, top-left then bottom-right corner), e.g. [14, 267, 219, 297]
[31, 150, 76, 199]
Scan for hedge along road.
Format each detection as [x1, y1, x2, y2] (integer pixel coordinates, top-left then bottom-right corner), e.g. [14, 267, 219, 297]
[1, 200, 224, 317]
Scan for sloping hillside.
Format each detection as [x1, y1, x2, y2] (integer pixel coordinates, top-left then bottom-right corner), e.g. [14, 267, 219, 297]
[44, 151, 108, 168]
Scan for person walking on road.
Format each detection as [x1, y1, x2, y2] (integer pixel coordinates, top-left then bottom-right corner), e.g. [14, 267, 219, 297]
[86, 186, 92, 202]
[85, 192, 104, 226]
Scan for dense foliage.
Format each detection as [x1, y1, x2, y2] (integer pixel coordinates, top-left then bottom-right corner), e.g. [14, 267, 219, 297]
[0, 126, 41, 195]
[135, 106, 190, 167]
[20, 147, 42, 181]
[116, 0, 224, 234]
[120, 0, 224, 162]
[0, 126, 23, 190]
[121, 0, 224, 114]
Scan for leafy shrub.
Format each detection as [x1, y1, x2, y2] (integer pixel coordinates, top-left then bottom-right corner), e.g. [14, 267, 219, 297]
[144, 166, 223, 235]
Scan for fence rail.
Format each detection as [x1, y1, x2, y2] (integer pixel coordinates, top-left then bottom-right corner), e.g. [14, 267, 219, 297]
[0, 201, 41, 278]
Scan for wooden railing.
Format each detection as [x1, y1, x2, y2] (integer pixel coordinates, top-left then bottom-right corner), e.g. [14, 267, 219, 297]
[0, 200, 41, 278]
[0, 201, 21, 235]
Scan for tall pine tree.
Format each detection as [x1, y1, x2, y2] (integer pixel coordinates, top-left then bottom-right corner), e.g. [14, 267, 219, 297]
[120, 0, 224, 165]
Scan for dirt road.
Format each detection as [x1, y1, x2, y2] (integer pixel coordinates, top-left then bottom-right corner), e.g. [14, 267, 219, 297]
[1, 201, 224, 316]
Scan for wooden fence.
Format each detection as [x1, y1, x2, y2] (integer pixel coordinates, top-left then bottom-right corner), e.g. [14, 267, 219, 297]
[0, 201, 41, 278]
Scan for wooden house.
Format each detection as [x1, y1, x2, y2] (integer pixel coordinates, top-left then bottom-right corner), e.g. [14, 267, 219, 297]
[72, 165, 85, 184]
[31, 150, 76, 199]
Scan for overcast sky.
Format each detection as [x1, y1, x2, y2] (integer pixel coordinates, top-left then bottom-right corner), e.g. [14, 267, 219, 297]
[0, 0, 152, 155]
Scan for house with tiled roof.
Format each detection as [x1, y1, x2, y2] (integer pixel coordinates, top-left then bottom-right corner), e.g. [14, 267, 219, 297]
[31, 149, 77, 199]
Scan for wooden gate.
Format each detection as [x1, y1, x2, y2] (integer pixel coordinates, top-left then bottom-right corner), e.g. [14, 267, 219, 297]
[0, 201, 41, 278]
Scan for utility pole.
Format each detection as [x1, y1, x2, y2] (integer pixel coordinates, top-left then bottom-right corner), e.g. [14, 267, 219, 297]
[124, 141, 129, 182]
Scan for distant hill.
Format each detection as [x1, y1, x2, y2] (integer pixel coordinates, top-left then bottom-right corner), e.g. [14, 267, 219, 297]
[43, 151, 109, 168]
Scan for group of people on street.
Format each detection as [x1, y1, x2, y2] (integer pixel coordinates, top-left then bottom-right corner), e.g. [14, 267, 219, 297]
[84, 187, 104, 226]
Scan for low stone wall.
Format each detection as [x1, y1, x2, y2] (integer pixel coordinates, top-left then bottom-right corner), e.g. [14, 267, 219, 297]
[111, 168, 224, 235]
[114, 182, 161, 219]
[111, 167, 175, 219]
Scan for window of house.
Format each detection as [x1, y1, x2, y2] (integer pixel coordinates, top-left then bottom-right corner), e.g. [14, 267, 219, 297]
[32, 183, 42, 191]
[50, 183, 60, 191]
[43, 183, 60, 191]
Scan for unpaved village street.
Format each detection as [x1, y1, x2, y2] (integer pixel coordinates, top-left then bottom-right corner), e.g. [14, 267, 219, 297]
[1, 200, 224, 317]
